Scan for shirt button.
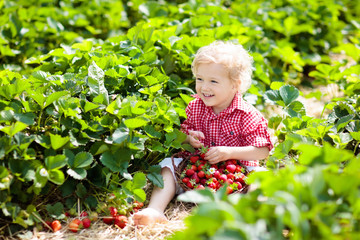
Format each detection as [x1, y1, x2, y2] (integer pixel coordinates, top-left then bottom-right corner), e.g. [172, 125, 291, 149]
[211, 142, 215, 146]
[230, 131, 234, 135]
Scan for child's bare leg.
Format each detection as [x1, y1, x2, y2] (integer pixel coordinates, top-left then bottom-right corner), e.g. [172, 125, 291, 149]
[133, 167, 176, 226]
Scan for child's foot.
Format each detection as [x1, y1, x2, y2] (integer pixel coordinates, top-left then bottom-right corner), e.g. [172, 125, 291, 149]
[133, 207, 167, 226]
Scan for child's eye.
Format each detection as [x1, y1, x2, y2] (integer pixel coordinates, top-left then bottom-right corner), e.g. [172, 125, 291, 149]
[196, 78, 203, 81]
[211, 80, 218, 83]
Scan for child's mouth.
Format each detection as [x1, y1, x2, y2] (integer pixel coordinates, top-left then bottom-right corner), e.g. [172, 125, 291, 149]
[203, 93, 214, 98]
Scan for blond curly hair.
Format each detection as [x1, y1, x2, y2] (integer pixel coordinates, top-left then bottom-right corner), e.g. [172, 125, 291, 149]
[191, 41, 254, 94]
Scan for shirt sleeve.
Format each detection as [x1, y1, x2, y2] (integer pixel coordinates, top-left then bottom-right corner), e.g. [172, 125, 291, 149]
[242, 112, 273, 151]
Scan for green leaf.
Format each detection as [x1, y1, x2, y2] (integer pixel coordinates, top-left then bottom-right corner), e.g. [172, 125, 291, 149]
[279, 85, 299, 106]
[45, 155, 67, 170]
[50, 133, 70, 150]
[124, 117, 148, 129]
[44, 91, 68, 108]
[177, 189, 215, 203]
[48, 169, 65, 185]
[133, 172, 147, 189]
[133, 188, 146, 202]
[147, 165, 163, 188]
[144, 125, 162, 138]
[67, 168, 87, 180]
[75, 183, 87, 198]
[0, 121, 28, 137]
[46, 202, 65, 219]
[100, 150, 130, 173]
[87, 61, 109, 105]
[73, 152, 93, 168]
[112, 127, 129, 144]
[72, 40, 93, 52]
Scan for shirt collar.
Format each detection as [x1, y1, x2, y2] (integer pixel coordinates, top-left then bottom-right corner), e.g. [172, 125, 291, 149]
[193, 92, 247, 117]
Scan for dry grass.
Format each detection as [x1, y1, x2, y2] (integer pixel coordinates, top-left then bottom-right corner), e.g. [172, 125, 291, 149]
[5, 200, 195, 240]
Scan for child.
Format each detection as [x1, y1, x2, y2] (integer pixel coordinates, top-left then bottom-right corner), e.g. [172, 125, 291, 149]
[133, 41, 273, 226]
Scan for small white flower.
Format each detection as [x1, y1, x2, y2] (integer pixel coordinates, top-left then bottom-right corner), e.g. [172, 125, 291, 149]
[39, 168, 48, 177]
[209, 167, 216, 174]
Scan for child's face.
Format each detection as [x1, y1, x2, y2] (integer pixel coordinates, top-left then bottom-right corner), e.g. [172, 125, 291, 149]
[195, 63, 238, 114]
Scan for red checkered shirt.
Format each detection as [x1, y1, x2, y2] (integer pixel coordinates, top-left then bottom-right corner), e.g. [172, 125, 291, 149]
[181, 92, 273, 167]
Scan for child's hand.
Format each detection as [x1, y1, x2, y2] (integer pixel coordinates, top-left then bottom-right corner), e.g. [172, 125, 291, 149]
[204, 146, 230, 164]
[188, 130, 205, 148]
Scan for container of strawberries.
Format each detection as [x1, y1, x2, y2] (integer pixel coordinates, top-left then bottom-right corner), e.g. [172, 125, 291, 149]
[172, 151, 250, 194]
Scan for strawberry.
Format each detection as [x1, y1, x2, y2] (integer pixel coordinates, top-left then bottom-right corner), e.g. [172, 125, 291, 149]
[219, 174, 227, 183]
[114, 215, 128, 229]
[200, 178, 207, 185]
[226, 179, 233, 185]
[226, 164, 236, 173]
[182, 177, 190, 184]
[109, 207, 118, 217]
[69, 218, 82, 233]
[196, 185, 205, 190]
[82, 218, 91, 228]
[197, 170, 205, 178]
[227, 173, 234, 180]
[51, 220, 61, 232]
[186, 181, 194, 189]
[226, 186, 233, 194]
[80, 211, 88, 217]
[214, 170, 221, 179]
[103, 216, 114, 225]
[191, 165, 197, 171]
[186, 169, 195, 176]
[235, 165, 243, 172]
[191, 173, 200, 183]
[235, 182, 243, 190]
[197, 164, 205, 171]
[208, 182, 216, 189]
[190, 156, 199, 163]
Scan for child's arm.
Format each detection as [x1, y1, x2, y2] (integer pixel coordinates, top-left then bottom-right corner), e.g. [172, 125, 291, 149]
[204, 146, 269, 164]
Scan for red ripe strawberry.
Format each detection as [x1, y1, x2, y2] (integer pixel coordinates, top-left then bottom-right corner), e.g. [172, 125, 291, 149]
[103, 216, 114, 225]
[197, 164, 205, 171]
[219, 174, 227, 183]
[226, 186, 233, 194]
[196, 185, 205, 190]
[226, 179, 233, 185]
[182, 177, 190, 184]
[114, 215, 128, 229]
[82, 218, 91, 228]
[200, 178, 207, 185]
[191, 165, 197, 171]
[214, 171, 221, 179]
[208, 182, 216, 189]
[80, 211, 88, 217]
[186, 181, 194, 189]
[191, 173, 200, 183]
[186, 169, 195, 176]
[235, 182, 242, 190]
[205, 173, 212, 179]
[200, 153, 205, 159]
[197, 170, 205, 178]
[109, 207, 118, 217]
[235, 165, 242, 172]
[51, 220, 61, 232]
[190, 156, 199, 163]
[69, 218, 82, 233]
[226, 164, 236, 173]
[227, 173, 234, 180]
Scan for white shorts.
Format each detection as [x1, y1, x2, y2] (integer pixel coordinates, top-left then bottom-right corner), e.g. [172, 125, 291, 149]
[159, 157, 267, 195]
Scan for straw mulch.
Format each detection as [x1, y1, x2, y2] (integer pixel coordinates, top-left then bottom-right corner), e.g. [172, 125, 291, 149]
[5, 200, 195, 240]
